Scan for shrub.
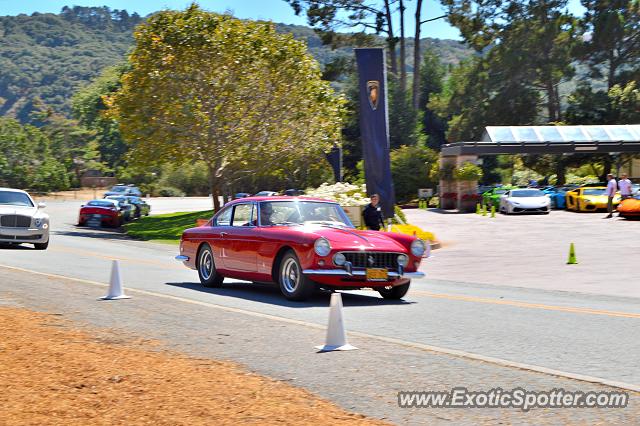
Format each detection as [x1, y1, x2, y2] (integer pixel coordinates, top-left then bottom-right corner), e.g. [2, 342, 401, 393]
[390, 145, 438, 203]
[157, 186, 185, 197]
[454, 162, 483, 181]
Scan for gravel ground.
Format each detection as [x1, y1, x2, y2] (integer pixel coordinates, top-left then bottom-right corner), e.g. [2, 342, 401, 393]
[0, 306, 385, 426]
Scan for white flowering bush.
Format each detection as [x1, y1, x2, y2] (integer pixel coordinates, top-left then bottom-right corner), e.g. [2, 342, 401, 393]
[305, 182, 369, 206]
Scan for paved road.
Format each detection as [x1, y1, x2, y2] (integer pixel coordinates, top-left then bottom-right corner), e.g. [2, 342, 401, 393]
[405, 208, 640, 298]
[1, 200, 639, 423]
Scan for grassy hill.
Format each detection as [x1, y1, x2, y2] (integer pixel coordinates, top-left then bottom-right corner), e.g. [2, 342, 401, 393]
[0, 6, 473, 123]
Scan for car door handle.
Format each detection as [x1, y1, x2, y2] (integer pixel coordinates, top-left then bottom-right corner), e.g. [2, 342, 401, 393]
[220, 232, 227, 237]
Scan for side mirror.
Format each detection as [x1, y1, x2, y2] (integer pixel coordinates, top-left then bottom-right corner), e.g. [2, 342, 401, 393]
[38, 202, 46, 209]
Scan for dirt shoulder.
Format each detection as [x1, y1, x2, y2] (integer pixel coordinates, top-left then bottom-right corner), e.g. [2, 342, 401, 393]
[0, 307, 386, 425]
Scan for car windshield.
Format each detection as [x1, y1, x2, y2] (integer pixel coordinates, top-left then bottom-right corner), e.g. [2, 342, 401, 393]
[584, 189, 605, 196]
[511, 190, 544, 197]
[107, 196, 127, 203]
[110, 186, 127, 193]
[87, 200, 116, 208]
[0, 191, 34, 207]
[259, 201, 353, 227]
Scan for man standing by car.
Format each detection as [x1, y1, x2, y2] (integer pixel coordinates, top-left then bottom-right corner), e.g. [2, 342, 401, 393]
[605, 174, 618, 218]
[363, 194, 385, 230]
[618, 173, 633, 201]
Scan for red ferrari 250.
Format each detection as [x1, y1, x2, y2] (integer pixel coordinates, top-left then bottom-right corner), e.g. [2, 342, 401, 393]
[176, 196, 426, 301]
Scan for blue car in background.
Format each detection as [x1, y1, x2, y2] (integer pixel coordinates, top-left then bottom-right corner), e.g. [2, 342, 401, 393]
[542, 186, 577, 209]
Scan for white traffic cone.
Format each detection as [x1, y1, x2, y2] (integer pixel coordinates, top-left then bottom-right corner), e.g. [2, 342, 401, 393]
[315, 293, 357, 352]
[100, 260, 131, 300]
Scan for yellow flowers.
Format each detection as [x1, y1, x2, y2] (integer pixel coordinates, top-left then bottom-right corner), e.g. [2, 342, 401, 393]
[388, 224, 436, 242]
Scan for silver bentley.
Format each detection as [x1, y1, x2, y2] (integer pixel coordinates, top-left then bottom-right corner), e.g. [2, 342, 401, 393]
[0, 188, 50, 250]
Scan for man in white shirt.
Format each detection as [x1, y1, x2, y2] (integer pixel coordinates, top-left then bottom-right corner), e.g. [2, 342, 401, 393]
[605, 173, 617, 218]
[618, 173, 633, 200]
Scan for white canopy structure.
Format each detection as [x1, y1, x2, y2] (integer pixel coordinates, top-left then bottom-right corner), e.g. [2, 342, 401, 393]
[442, 125, 640, 155]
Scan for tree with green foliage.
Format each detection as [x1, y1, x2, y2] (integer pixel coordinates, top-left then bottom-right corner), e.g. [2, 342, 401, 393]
[390, 144, 438, 202]
[0, 117, 69, 191]
[110, 6, 345, 211]
[32, 107, 106, 187]
[418, 48, 447, 149]
[441, 0, 576, 122]
[73, 64, 129, 169]
[577, 0, 640, 90]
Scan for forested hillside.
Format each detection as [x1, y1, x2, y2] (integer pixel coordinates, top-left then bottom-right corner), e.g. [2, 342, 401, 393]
[0, 6, 471, 123]
[0, 7, 143, 122]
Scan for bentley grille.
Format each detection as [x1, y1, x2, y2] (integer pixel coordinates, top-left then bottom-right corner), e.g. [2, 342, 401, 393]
[341, 252, 401, 269]
[0, 215, 31, 228]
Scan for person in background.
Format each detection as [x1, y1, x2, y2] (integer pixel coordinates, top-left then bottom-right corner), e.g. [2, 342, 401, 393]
[618, 173, 632, 201]
[363, 193, 384, 231]
[605, 173, 618, 219]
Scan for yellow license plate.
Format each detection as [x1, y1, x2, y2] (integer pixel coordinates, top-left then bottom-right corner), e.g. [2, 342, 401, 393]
[366, 268, 388, 281]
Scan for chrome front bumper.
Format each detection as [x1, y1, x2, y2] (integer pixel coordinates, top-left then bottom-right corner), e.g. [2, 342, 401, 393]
[0, 227, 49, 243]
[302, 269, 424, 278]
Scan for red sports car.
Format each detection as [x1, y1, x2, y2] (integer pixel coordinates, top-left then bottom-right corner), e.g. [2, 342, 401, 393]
[78, 199, 124, 227]
[176, 196, 426, 301]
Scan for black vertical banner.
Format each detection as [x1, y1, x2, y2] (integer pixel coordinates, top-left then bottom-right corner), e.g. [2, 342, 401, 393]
[355, 48, 396, 218]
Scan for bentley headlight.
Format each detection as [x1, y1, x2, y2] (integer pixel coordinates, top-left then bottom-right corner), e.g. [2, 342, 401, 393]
[410, 239, 426, 257]
[35, 218, 42, 227]
[314, 237, 331, 257]
[333, 252, 346, 266]
[397, 254, 409, 267]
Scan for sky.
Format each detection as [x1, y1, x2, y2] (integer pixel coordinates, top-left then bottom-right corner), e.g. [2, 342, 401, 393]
[0, 0, 587, 40]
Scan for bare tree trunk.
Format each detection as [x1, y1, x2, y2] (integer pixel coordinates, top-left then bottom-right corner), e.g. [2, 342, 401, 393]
[384, 0, 398, 77]
[555, 156, 566, 185]
[412, 0, 423, 110]
[207, 165, 221, 212]
[554, 84, 562, 122]
[546, 79, 558, 122]
[399, 0, 407, 93]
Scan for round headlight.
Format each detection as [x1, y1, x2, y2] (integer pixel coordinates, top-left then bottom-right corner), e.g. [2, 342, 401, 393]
[410, 239, 426, 257]
[333, 252, 346, 266]
[397, 254, 409, 267]
[314, 237, 331, 257]
[35, 218, 42, 227]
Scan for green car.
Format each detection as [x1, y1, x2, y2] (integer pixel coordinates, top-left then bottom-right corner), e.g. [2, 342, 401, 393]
[482, 186, 516, 208]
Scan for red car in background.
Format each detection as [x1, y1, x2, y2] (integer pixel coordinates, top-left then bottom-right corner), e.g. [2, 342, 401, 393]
[176, 196, 427, 301]
[78, 199, 124, 227]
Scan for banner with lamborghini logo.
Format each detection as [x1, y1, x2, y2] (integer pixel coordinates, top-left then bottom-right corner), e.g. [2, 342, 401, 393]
[355, 48, 396, 219]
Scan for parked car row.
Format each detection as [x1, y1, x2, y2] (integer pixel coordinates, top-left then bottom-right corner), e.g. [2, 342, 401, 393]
[78, 185, 150, 227]
[481, 183, 640, 216]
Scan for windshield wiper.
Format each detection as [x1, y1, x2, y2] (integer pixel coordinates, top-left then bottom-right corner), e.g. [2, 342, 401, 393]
[311, 221, 348, 228]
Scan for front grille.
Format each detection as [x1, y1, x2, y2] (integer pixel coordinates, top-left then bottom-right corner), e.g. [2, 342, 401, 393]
[0, 234, 41, 240]
[341, 252, 400, 269]
[513, 207, 548, 213]
[0, 215, 31, 228]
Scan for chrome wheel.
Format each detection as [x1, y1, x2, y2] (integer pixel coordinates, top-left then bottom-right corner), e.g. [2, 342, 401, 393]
[197, 244, 223, 288]
[281, 257, 300, 294]
[199, 248, 213, 281]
